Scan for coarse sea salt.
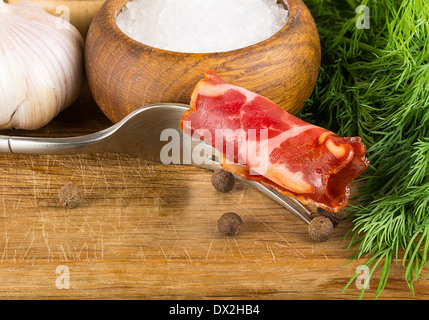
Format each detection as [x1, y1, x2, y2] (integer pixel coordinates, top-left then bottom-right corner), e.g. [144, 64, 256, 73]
[116, 0, 288, 53]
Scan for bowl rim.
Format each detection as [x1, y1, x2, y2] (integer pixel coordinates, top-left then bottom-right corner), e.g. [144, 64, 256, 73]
[104, 0, 303, 56]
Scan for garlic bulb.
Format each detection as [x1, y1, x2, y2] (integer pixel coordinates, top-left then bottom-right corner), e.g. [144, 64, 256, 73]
[0, 0, 84, 130]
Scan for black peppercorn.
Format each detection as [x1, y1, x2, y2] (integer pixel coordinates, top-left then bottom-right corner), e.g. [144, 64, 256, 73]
[317, 207, 344, 226]
[59, 183, 84, 208]
[218, 212, 243, 236]
[211, 168, 235, 193]
[308, 216, 333, 242]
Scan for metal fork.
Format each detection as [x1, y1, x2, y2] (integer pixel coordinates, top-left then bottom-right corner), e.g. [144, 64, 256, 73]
[0, 104, 312, 224]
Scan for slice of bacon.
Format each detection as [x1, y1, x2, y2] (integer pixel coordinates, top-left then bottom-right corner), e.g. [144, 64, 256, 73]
[180, 70, 369, 212]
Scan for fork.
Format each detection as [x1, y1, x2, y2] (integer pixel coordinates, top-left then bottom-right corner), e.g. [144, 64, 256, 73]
[0, 103, 312, 224]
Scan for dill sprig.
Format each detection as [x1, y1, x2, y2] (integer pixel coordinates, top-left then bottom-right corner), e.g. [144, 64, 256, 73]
[301, 0, 429, 298]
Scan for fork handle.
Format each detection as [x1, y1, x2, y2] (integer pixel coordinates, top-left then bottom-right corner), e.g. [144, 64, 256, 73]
[0, 132, 109, 155]
[0, 136, 10, 153]
[236, 177, 312, 224]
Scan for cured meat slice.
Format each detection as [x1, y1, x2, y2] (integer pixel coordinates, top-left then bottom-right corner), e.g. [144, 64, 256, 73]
[181, 70, 369, 212]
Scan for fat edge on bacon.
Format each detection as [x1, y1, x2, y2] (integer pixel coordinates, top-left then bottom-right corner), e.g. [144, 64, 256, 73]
[180, 70, 369, 212]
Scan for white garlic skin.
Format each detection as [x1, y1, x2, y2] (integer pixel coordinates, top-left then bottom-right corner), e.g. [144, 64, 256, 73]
[0, 1, 84, 130]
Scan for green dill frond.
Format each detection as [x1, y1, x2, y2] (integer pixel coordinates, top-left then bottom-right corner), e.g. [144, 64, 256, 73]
[407, 138, 429, 187]
[302, 0, 429, 298]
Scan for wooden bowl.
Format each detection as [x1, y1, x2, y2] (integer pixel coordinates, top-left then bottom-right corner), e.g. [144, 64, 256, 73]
[85, 0, 321, 124]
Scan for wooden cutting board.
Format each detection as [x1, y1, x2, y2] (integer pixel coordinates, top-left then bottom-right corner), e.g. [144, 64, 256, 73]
[0, 84, 427, 300]
[1, 1, 428, 300]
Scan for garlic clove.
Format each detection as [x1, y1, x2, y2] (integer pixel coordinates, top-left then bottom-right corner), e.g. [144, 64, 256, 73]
[0, 0, 84, 130]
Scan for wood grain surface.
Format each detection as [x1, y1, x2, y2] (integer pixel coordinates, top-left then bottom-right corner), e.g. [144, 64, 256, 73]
[0, 82, 428, 300]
